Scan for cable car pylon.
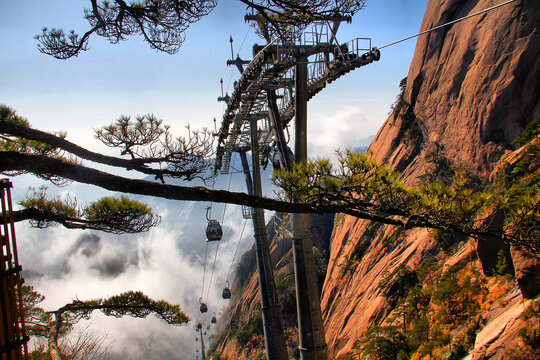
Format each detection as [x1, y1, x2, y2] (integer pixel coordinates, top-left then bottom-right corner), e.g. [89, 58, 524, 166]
[195, 322, 206, 360]
[247, 117, 288, 360]
[227, 35, 250, 74]
[214, 14, 380, 360]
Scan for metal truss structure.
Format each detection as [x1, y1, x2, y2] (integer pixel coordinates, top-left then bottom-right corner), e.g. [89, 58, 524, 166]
[215, 21, 380, 174]
[213, 18, 380, 360]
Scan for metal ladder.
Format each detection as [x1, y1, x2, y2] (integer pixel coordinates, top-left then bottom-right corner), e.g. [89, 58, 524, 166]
[0, 179, 28, 360]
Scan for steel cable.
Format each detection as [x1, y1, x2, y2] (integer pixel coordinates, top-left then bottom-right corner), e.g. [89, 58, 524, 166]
[225, 218, 249, 283]
[378, 0, 517, 50]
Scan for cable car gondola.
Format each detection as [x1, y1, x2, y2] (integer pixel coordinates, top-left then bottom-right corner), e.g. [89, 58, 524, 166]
[211, 315, 217, 324]
[199, 298, 208, 313]
[222, 281, 231, 299]
[205, 207, 223, 241]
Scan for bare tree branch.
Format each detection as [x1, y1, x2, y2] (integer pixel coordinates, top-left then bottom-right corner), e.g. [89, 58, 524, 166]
[0, 111, 213, 182]
[35, 0, 218, 59]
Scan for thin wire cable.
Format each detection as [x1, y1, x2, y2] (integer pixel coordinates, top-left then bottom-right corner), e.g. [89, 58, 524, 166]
[200, 156, 220, 304]
[213, 205, 241, 310]
[204, 155, 237, 302]
[200, 171, 218, 301]
[204, 206, 238, 303]
[221, 201, 240, 255]
[207, 171, 218, 219]
[224, 27, 252, 107]
[225, 218, 249, 282]
[379, 0, 517, 50]
[221, 154, 237, 223]
[205, 241, 220, 301]
[200, 241, 209, 299]
[238, 26, 251, 54]
[217, 202, 241, 279]
[215, 216, 249, 310]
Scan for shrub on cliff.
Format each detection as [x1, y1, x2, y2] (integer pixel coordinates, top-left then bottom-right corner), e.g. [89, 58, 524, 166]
[233, 311, 263, 347]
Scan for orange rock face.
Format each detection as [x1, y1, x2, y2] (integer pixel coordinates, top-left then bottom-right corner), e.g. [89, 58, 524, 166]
[371, 0, 539, 180]
[321, 220, 437, 357]
[322, 0, 539, 358]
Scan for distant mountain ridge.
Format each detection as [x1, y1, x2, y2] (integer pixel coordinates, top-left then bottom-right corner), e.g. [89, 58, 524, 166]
[353, 134, 375, 154]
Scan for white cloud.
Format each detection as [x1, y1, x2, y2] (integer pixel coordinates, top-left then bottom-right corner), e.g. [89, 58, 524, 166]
[17, 193, 253, 358]
[307, 104, 381, 160]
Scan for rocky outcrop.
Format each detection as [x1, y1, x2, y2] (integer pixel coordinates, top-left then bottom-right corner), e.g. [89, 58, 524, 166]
[322, 0, 539, 358]
[371, 0, 540, 181]
[321, 220, 438, 357]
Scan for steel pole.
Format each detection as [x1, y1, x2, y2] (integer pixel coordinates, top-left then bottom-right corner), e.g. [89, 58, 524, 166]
[293, 50, 328, 360]
[238, 149, 254, 196]
[198, 324, 206, 360]
[249, 119, 289, 360]
[267, 91, 293, 171]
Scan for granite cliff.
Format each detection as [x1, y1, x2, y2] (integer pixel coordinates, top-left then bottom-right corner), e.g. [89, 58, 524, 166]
[323, 0, 539, 358]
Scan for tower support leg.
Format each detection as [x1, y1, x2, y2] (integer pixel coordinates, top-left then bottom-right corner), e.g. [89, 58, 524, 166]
[293, 52, 328, 360]
[249, 119, 289, 360]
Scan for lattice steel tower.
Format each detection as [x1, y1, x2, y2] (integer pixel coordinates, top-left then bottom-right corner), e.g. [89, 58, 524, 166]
[215, 17, 380, 360]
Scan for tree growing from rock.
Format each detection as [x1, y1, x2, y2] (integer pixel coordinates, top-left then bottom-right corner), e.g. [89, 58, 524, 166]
[1, 105, 538, 253]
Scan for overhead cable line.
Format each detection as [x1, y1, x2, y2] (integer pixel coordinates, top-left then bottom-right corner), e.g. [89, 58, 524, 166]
[204, 155, 238, 302]
[379, 0, 517, 50]
[200, 241, 209, 299]
[221, 154, 237, 223]
[226, 27, 252, 92]
[220, 204, 240, 265]
[205, 238, 221, 301]
[225, 218, 249, 286]
[215, 217, 249, 311]
[205, 203, 240, 302]
[200, 168, 219, 301]
[238, 26, 251, 54]
[221, 27, 252, 117]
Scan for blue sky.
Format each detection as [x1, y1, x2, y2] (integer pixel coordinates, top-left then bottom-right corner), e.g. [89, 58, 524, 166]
[1, 0, 428, 158]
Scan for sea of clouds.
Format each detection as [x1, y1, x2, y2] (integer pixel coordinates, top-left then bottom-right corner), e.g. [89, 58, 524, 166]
[13, 171, 258, 359]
